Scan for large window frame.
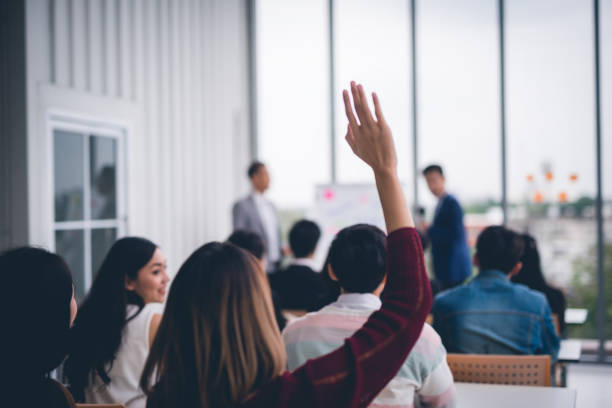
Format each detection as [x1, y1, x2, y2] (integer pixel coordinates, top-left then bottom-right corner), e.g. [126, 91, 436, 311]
[48, 113, 127, 296]
[251, 0, 608, 362]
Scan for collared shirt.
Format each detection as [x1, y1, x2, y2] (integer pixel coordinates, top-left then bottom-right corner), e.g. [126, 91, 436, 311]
[251, 192, 280, 262]
[291, 257, 319, 271]
[283, 293, 456, 408]
[433, 269, 560, 360]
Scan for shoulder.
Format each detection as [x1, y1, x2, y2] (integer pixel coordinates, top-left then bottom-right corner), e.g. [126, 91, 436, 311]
[233, 196, 250, 209]
[433, 284, 468, 307]
[512, 283, 550, 311]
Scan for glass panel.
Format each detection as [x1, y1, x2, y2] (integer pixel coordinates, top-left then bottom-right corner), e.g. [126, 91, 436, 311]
[602, 0, 612, 344]
[417, 0, 501, 248]
[54, 130, 84, 221]
[334, 0, 412, 188]
[55, 229, 85, 299]
[91, 228, 117, 278]
[90, 135, 118, 220]
[505, 0, 597, 339]
[257, 0, 330, 209]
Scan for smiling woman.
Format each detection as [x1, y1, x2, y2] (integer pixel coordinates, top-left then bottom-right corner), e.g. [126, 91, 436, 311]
[64, 237, 168, 408]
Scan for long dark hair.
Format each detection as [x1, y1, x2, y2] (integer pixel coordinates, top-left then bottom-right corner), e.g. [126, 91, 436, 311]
[140, 242, 285, 408]
[0, 247, 73, 378]
[64, 237, 157, 401]
[511, 234, 548, 292]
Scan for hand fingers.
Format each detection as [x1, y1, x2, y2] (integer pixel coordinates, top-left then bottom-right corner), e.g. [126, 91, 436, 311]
[357, 84, 376, 125]
[372, 92, 386, 124]
[350, 82, 372, 127]
[342, 89, 359, 128]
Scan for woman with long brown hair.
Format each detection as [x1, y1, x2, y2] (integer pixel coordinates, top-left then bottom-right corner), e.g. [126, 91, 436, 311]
[140, 82, 433, 407]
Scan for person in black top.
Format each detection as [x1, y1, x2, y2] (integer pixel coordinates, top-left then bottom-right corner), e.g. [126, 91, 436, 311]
[512, 233, 567, 335]
[270, 220, 330, 311]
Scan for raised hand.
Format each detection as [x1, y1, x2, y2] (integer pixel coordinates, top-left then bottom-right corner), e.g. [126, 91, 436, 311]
[343, 81, 397, 176]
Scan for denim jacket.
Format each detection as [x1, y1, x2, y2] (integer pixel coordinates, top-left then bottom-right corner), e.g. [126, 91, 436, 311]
[432, 270, 560, 360]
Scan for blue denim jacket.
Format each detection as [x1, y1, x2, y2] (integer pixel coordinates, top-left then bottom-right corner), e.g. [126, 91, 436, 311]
[432, 270, 560, 360]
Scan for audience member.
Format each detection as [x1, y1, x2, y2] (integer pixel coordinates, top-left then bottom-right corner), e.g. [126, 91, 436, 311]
[228, 229, 287, 331]
[420, 165, 472, 290]
[512, 233, 567, 335]
[433, 226, 560, 360]
[283, 223, 456, 408]
[139, 82, 432, 407]
[269, 219, 329, 311]
[232, 161, 282, 272]
[64, 237, 168, 408]
[0, 247, 77, 407]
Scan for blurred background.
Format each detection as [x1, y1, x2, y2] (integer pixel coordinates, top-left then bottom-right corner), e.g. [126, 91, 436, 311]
[0, 0, 610, 363]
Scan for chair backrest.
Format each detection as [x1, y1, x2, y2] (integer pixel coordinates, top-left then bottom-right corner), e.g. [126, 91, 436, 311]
[551, 313, 561, 336]
[447, 354, 551, 386]
[76, 404, 125, 408]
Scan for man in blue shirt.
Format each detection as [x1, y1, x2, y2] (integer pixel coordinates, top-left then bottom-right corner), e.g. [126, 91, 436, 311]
[432, 226, 560, 360]
[422, 164, 472, 289]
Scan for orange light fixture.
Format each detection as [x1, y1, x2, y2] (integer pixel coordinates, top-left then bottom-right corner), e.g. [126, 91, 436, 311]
[534, 192, 544, 203]
[558, 191, 568, 203]
[545, 171, 554, 182]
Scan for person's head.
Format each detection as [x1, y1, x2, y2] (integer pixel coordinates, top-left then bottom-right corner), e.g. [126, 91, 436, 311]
[327, 224, 387, 295]
[422, 164, 446, 198]
[248, 161, 270, 193]
[140, 242, 285, 407]
[64, 237, 168, 399]
[474, 226, 525, 277]
[0, 247, 75, 378]
[289, 219, 321, 259]
[511, 234, 548, 291]
[228, 229, 267, 271]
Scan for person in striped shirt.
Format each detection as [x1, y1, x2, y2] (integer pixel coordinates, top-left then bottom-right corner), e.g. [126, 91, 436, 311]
[282, 224, 456, 408]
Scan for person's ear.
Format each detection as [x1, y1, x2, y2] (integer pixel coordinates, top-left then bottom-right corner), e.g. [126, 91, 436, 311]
[328, 264, 338, 282]
[125, 275, 136, 291]
[508, 261, 523, 278]
[473, 253, 480, 268]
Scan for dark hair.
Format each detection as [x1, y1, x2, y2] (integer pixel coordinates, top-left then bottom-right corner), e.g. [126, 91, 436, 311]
[0, 247, 73, 378]
[475, 226, 524, 273]
[289, 219, 321, 258]
[64, 237, 157, 401]
[140, 242, 285, 407]
[247, 161, 265, 178]
[422, 164, 444, 176]
[228, 230, 266, 260]
[328, 224, 387, 293]
[511, 234, 548, 291]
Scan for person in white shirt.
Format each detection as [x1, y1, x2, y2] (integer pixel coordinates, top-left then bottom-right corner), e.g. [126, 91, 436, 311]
[64, 237, 169, 408]
[232, 161, 282, 272]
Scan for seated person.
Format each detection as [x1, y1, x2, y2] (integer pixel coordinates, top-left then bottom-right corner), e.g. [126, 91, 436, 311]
[269, 219, 329, 311]
[1, 247, 78, 408]
[283, 224, 456, 408]
[228, 229, 287, 331]
[433, 226, 560, 360]
[512, 233, 567, 335]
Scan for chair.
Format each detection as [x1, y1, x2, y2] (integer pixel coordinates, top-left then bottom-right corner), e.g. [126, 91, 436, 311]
[76, 405, 125, 408]
[447, 354, 551, 386]
[551, 313, 561, 337]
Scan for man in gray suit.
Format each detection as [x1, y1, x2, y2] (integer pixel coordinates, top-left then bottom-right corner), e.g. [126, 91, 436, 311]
[232, 161, 282, 272]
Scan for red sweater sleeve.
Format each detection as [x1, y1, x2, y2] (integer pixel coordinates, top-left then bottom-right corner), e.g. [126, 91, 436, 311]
[243, 227, 433, 408]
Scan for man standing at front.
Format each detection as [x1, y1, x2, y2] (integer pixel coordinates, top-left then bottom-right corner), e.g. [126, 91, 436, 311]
[232, 161, 281, 272]
[422, 164, 472, 290]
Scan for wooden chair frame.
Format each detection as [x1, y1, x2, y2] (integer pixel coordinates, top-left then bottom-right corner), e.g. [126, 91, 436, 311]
[447, 354, 551, 386]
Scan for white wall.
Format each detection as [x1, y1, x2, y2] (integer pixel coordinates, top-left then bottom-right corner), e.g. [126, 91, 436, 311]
[25, 0, 252, 274]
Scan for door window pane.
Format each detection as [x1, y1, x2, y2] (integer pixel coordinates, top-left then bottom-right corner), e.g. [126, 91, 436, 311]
[90, 135, 118, 220]
[55, 229, 85, 299]
[91, 228, 117, 278]
[54, 130, 84, 221]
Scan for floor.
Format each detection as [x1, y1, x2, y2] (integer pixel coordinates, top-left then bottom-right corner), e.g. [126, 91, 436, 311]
[566, 363, 612, 407]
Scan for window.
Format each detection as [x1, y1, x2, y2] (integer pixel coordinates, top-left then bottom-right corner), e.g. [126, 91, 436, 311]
[51, 117, 126, 299]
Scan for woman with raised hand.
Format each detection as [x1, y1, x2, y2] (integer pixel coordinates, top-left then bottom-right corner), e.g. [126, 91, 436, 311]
[141, 82, 432, 408]
[0, 247, 78, 407]
[64, 237, 169, 408]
